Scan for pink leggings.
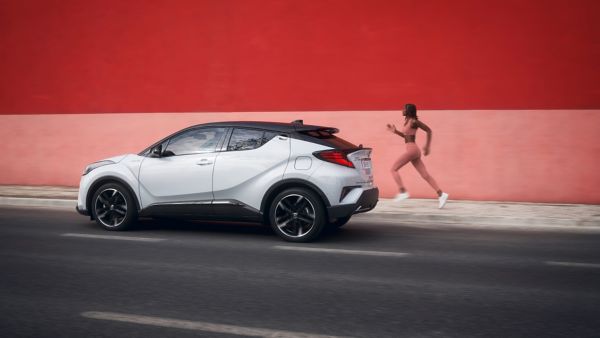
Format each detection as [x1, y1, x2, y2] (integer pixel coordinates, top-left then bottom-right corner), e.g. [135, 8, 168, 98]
[391, 143, 441, 193]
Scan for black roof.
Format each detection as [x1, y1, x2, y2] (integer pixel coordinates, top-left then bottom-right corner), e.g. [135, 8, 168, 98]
[198, 121, 338, 133]
[139, 120, 342, 155]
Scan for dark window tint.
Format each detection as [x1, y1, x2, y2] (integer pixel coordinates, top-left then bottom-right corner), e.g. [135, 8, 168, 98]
[300, 130, 357, 149]
[141, 138, 169, 156]
[228, 129, 276, 151]
[164, 127, 226, 156]
[262, 131, 278, 144]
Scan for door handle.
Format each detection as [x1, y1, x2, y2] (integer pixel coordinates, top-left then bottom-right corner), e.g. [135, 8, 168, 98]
[196, 159, 213, 166]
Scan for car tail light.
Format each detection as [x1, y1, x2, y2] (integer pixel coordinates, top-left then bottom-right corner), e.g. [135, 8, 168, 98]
[313, 150, 355, 168]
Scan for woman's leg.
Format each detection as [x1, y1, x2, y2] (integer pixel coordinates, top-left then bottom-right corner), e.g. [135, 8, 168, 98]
[391, 152, 413, 192]
[411, 157, 442, 195]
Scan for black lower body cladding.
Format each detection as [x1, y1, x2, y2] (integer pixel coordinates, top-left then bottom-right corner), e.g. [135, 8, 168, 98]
[327, 188, 379, 220]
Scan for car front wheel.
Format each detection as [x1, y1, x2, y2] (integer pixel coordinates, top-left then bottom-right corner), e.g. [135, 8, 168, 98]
[92, 182, 137, 231]
[269, 188, 326, 242]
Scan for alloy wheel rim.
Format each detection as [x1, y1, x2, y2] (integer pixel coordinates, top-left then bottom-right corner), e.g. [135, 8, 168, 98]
[94, 188, 128, 228]
[275, 194, 316, 238]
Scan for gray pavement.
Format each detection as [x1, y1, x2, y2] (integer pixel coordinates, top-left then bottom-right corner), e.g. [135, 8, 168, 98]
[1, 206, 600, 337]
[1, 185, 599, 229]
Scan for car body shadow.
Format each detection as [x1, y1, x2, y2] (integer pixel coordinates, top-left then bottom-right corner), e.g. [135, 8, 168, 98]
[83, 216, 393, 244]
[133, 217, 274, 238]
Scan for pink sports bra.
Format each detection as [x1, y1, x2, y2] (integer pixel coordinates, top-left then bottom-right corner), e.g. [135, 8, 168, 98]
[403, 118, 418, 137]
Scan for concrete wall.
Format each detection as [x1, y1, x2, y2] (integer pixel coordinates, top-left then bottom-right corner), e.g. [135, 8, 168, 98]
[1, 110, 599, 204]
[1, 1, 599, 203]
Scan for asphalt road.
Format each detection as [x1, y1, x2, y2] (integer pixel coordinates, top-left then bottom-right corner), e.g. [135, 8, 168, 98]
[1, 206, 600, 338]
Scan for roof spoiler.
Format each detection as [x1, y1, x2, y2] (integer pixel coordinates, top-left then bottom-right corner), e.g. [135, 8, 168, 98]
[291, 120, 339, 133]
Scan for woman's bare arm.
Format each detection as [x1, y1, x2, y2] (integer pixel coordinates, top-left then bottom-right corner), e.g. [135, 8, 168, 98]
[386, 123, 405, 138]
[415, 120, 432, 155]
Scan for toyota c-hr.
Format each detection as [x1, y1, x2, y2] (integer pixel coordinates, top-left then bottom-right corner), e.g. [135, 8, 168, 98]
[76, 120, 378, 242]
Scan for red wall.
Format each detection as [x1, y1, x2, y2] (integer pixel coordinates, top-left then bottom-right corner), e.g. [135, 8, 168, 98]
[1, 1, 599, 204]
[1, 0, 599, 113]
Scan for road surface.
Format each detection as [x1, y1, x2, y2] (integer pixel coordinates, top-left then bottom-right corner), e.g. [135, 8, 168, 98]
[1, 206, 599, 337]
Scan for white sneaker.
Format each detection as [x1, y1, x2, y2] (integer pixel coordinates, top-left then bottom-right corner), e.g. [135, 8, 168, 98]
[438, 192, 449, 209]
[393, 192, 410, 202]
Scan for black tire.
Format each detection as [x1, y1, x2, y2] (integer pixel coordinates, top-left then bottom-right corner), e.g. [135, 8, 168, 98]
[268, 188, 326, 242]
[331, 215, 352, 228]
[91, 182, 137, 231]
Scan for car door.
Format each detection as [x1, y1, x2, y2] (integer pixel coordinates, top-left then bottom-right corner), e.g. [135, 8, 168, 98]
[138, 127, 227, 211]
[212, 128, 291, 213]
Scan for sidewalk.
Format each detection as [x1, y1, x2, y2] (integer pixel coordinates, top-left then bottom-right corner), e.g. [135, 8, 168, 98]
[1, 185, 599, 229]
[368, 198, 600, 228]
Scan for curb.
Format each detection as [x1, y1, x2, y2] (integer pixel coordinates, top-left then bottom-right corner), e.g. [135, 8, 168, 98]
[354, 212, 600, 228]
[0, 197, 76, 209]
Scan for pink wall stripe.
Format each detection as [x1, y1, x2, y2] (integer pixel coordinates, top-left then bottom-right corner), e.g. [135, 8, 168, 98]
[1, 110, 599, 204]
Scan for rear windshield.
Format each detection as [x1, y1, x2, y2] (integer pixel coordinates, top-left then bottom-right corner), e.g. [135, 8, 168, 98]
[299, 130, 357, 149]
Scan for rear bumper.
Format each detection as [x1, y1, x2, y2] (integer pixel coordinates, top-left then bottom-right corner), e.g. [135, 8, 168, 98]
[327, 187, 378, 219]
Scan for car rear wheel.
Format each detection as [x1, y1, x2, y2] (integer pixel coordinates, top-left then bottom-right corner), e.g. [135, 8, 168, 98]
[92, 182, 137, 231]
[269, 188, 326, 242]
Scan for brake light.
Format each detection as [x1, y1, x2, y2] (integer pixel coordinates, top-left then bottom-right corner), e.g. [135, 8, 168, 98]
[313, 150, 355, 168]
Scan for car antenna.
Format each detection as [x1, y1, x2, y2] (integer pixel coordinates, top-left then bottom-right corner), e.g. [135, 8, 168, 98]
[291, 119, 303, 125]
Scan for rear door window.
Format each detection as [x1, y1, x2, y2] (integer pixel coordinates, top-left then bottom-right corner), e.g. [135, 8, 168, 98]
[226, 129, 282, 151]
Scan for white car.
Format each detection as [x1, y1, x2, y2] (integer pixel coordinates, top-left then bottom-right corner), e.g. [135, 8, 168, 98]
[76, 121, 378, 242]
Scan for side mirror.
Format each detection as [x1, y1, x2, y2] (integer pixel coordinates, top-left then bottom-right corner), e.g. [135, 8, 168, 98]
[151, 144, 162, 157]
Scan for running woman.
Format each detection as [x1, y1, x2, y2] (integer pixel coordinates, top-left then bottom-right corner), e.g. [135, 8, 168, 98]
[387, 103, 449, 208]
